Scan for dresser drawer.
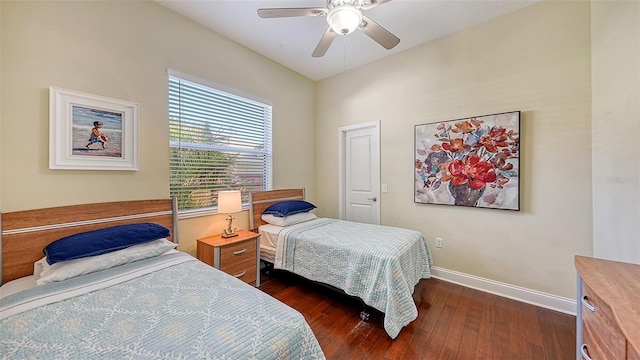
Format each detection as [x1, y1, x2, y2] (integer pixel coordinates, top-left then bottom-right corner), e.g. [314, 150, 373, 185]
[582, 284, 626, 359]
[220, 239, 256, 265]
[223, 260, 257, 284]
[582, 320, 612, 360]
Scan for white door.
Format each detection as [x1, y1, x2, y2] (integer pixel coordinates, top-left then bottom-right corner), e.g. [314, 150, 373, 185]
[339, 121, 380, 224]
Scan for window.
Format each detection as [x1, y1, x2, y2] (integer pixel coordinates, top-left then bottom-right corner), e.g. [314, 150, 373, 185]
[169, 73, 272, 214]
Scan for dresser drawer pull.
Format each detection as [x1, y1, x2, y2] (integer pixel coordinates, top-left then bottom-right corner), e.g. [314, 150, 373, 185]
[233, 271, 247, 278]
[580, 344, 592, 360]
[233, 249, 247, 255]
[581, 295, 596, 312]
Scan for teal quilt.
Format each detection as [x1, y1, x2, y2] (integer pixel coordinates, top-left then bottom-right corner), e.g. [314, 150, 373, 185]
[1, 252, 325, 359]
[273, 218, 433, 339]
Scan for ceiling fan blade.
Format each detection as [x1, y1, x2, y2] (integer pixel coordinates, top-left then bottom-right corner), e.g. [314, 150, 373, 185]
[257, 7, 327, 18]
[361, 0, 392, 10]
[359, 15, 400, 50]
[312, 27, 337, 57]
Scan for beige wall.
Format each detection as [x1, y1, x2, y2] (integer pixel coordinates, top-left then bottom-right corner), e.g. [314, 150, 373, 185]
[591, 0, 640, 264]
[315, 1, 593, 298]
[0, 0, 316, 255]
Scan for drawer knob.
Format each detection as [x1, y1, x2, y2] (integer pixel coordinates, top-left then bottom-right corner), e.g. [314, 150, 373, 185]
[581, 295, 596, 312]
[233, 271, 247, 278]
[233, 248, 247, 255]
[580, 344, 592, 360]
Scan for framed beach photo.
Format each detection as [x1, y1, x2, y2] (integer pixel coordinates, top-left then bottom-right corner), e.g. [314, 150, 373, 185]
[414, 111, 520, 211]
[49, 87, 139, 170]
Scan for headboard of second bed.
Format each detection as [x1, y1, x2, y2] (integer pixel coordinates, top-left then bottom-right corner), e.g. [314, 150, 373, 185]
[249, 188, 305, 230]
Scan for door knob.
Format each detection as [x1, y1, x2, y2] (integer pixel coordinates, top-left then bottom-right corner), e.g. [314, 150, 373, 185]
[368, 197, 377, 202]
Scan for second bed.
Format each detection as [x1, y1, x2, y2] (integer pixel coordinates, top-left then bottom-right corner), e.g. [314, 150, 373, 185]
[250, 189, 433, 339]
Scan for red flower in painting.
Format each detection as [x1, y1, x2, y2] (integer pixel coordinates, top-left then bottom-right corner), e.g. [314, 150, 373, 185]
[451, 120, 476, 134]
[449, 155, 497, 189]
[476, 127, 509, 153]
[442, 138, 469, 154]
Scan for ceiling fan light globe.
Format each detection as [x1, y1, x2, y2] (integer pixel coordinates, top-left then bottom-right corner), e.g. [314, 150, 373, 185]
[327, 5, 362, 35]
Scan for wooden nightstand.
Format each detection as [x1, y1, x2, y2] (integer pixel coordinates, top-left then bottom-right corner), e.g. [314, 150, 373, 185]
[197, 230, 261, 287]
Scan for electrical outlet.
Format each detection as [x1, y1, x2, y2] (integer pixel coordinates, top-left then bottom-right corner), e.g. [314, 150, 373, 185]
[435, 237, 443, 248]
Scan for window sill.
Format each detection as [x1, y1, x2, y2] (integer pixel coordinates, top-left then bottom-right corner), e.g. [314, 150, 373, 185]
[177, 206, 247, 220]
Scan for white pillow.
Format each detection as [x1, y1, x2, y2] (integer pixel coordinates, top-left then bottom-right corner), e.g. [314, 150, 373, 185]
[34, 258, 46, 281]
[36, 238, 177, 285]
[261, 212, 317, 226]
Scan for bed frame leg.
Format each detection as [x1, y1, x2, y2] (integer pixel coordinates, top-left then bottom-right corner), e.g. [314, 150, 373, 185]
[262, 261, 274, 276]
[360, 304, 371, 322]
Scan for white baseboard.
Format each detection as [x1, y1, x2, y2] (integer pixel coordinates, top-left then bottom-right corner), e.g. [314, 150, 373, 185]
[430, 266, 577, 316]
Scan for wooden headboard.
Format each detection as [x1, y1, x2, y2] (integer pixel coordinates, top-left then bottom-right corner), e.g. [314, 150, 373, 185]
[0, 198, 178, 284]
[249, 189, 305, 230]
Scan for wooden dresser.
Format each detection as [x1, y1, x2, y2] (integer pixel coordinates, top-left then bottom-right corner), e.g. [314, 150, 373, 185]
[575, 255, 640, 360]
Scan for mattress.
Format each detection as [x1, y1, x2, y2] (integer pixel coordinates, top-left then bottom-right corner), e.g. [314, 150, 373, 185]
[260, 244, 277, 263]
[258, 224, 282, 263]
[258, 223, 282, 248]
[0, 252, 325, 359]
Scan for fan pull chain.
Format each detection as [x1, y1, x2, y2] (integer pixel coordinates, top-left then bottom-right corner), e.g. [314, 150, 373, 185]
[343, 35, 347, 72]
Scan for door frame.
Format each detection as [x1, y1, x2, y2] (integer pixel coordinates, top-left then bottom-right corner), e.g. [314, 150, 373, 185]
[338, 120, 381, 222]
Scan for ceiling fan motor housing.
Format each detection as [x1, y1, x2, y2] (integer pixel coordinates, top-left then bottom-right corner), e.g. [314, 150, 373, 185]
[327, 0, 367, 9]
[327, 0, 364, 35]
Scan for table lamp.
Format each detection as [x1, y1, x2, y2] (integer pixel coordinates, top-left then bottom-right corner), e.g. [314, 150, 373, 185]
[218, 190, 242, 238]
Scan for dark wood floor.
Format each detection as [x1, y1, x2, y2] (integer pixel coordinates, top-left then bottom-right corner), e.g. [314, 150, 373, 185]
[259, 270, 576, 360]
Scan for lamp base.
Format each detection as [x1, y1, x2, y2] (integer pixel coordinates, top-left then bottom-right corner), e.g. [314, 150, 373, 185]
[222, 213, 238, 238]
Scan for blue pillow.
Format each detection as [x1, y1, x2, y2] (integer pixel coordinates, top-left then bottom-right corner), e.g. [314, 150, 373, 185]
[262, 200, 316, 217]
[44, 222, 171, 265]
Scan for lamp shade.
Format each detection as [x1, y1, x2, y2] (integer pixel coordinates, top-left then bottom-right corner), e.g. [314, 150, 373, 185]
[327, 5, 362, 35]
[217, 190, 242, 214]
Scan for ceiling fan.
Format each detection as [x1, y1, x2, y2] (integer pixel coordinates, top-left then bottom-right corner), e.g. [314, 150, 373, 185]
[257, 0, 400, 57]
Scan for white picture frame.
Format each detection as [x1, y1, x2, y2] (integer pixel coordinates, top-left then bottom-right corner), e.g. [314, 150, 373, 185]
[49, 87, 139, 170]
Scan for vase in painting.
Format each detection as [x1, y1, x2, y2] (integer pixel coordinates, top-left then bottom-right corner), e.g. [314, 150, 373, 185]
[448, 182, 485, 207]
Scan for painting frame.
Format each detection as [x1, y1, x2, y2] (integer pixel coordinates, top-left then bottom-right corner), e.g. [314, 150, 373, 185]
[414, 111, 520, 211]
[49, 87, 139, 171]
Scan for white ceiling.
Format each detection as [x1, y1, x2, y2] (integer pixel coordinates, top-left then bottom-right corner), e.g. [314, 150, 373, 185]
[157, 0, 538, 81]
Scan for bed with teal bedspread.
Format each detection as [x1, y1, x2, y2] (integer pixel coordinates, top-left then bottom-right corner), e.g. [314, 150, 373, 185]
[272, 218, 433, 339]
[0, 252, 325, 359]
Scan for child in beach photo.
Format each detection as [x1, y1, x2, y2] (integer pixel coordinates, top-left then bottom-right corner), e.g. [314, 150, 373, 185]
[71, 105, 122, 158]
[85, 121, 108, 149]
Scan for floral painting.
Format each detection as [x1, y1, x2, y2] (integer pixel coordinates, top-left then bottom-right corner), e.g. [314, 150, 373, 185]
[414, 111, 520, 210]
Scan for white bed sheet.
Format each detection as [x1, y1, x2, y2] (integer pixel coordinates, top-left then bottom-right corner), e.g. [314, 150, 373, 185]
[258, 224, 283, 263]
[0, 276, 36, 299]
[258, 224, 283, 249]
[260, 244, 277, 263]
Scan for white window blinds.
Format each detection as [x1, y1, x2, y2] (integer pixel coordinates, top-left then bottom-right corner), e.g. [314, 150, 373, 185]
[169, 75, 272, 212]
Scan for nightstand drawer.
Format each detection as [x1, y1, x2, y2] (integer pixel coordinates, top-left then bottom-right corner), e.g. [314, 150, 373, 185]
[223, 260, 257, 284]
[220, 239, 256, 265]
